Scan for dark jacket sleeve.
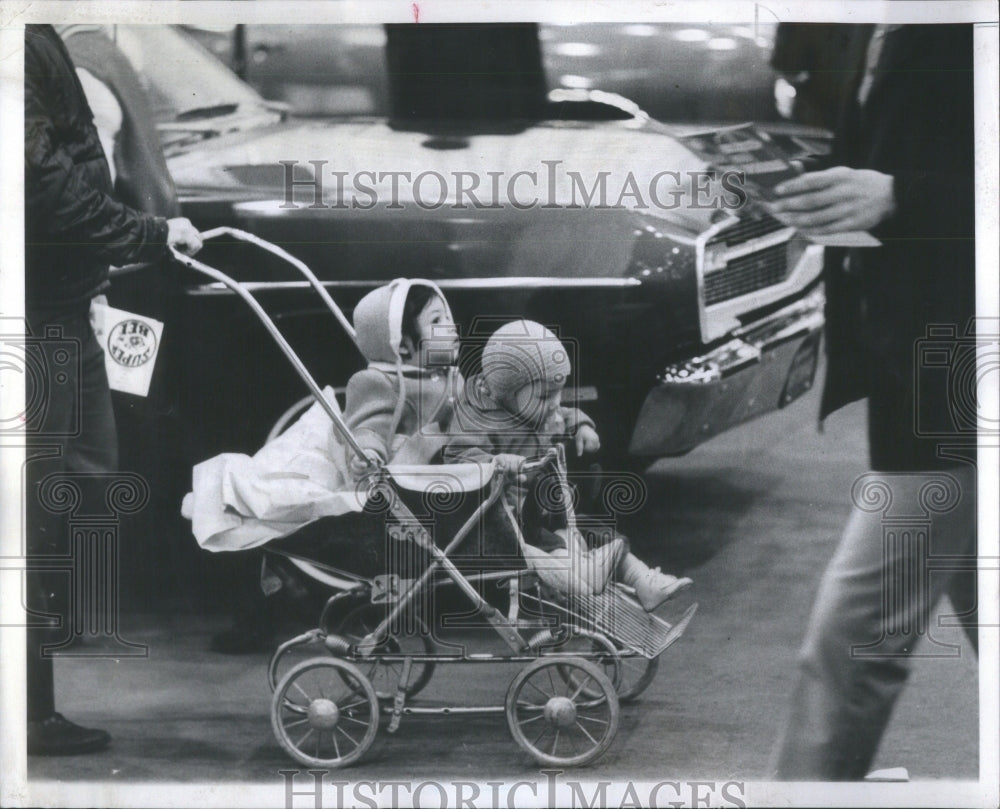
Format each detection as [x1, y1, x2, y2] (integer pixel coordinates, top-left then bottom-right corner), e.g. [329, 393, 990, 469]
[24, 53, 169, 266]
[888, 27, 974, 243]
[770, 24, 819, 74]
[888, 169, 974, 242]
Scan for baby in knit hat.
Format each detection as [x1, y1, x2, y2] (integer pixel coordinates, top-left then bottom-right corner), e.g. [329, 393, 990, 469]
[445, 319, 691, 611]
[342, 279, 462, 478]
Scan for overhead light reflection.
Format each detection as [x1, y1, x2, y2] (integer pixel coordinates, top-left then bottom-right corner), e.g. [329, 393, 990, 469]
[623, 24, 658, 37]
[707, 38, 738, 51]
[553, 42, 602, 58]
[673, 28, 711, 42]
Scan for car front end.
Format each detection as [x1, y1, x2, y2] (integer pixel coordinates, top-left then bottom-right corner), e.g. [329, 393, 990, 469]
[116, 23, 827, 463]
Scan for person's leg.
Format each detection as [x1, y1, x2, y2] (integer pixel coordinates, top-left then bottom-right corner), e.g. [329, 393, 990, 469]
[942, 465, 978, 654]
[65, 313, 118, 473]
[771, 501, 899, 779]
[947, 561, 979, 654]
[25, 578, 56, 723]
[47, 312, 120, 648]
[25, 307, 116, 754]
[772, 468, 976, 779]
[25, 310, 80, 724]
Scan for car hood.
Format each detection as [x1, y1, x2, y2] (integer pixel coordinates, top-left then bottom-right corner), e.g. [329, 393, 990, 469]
[168, 117, 719, 235]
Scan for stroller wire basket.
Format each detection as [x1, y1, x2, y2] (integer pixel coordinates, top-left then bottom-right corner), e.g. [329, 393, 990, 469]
[521, 585, 698, 660]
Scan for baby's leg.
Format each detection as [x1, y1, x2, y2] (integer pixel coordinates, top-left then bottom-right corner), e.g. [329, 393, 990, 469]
[616, 552, 692, 611]
[570, 522, 691, 608]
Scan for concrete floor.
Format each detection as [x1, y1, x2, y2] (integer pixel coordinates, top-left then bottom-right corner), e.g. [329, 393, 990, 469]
[27, 388, 980, 786]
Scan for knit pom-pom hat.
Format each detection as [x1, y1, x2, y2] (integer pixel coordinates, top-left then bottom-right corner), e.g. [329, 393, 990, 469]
[480, 320, 571, 404]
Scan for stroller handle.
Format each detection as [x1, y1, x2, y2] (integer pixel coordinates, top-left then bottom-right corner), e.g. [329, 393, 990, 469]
[198, 227, 358, 346]
[166, 244, 377, 468]
[108, 230, 356, 348]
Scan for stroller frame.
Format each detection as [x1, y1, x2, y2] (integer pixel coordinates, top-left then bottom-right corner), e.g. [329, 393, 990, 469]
[173, 233, 696, 768]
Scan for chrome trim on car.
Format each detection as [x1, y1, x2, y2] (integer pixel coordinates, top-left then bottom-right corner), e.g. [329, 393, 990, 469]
[701, 242, 823, 342]
[693, 213, 738, 340]
[628, 285, 825, 456]
[693, 202, 825, 344]
[659, 286, 826, 385]
[185, 277, 644, 296]
[711, 226, 795, 262]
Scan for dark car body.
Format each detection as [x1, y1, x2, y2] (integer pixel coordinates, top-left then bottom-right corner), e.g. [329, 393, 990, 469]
[106, 24, 826, 472]
[182, 22, 783, 123]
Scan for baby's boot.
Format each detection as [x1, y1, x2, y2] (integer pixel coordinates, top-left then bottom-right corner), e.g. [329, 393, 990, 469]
[617, 553, 691, 611]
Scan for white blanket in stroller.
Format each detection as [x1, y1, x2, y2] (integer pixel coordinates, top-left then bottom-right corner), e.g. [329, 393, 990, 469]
[182, 387, 367, 551]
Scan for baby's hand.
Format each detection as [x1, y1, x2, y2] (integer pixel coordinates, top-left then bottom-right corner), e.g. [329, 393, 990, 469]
[350, 449, 383, 479]
[574, 424, 601, 457]
[493, 453, 527, 485]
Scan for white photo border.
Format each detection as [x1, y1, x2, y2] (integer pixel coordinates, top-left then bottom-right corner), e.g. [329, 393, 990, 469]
[1, 3, 997, 807]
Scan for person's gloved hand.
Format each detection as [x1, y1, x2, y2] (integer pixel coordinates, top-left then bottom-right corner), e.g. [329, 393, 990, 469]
[574, 423, 601, 457]
[167, 217, 204, 256]
[349, 448, 383, 480]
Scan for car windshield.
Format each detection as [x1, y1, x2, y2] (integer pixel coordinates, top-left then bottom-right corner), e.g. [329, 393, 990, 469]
[111, 25, 270, 123]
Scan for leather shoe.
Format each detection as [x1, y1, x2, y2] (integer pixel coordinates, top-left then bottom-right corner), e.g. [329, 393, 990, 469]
[27, 713, 110, 756]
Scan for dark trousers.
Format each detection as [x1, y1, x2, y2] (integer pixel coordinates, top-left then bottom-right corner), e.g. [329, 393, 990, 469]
[25, 304, 118, 720]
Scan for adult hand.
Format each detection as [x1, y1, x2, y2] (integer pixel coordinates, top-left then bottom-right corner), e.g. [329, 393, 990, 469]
[574, 424, 601, 457]
[766, 167, 896, 233]
[166, 217, 203, 256]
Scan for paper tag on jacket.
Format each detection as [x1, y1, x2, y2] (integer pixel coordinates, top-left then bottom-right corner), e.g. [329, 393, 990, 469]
[90, 301, 164, 397]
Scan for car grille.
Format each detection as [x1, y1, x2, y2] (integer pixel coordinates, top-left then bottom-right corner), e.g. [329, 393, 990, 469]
[710, 210, 785, 247]
[703, 211, 791, 305]
[704, 242, 788, 305]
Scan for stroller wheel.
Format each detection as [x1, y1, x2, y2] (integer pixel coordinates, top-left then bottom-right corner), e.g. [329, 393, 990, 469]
[271, 657, 379, 768]
[334, 603, 436, 700]
[549, 631, 658, 702]
[615, 651, 659, 702]
[506, 657, 619, 767]
[530, 627, 622, 698]
[267, 630, 327, 692]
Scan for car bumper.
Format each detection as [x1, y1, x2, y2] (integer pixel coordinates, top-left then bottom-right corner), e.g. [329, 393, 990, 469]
[628, 286, 825, 456]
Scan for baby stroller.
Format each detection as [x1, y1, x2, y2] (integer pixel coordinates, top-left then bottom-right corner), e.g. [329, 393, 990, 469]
[175, 231, 697, 768]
